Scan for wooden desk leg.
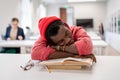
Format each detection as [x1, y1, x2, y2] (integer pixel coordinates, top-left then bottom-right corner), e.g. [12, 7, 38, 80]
[21, 47, 26, 54]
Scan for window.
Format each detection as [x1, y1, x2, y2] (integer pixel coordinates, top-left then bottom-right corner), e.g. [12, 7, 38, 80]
[20, 0, 33, 34]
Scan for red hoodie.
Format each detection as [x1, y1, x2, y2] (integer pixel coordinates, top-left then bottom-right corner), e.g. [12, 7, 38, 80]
[31, 16, 93, 60]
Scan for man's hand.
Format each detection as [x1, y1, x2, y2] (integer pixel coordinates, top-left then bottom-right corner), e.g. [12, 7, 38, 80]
[48, 51, 75, 59]
[51, 44, 78, 55]
[51, 45, 96, 62]
[73, 54, 97, 63]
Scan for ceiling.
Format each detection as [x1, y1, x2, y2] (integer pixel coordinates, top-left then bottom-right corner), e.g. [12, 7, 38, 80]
[41, 0, 108, 5]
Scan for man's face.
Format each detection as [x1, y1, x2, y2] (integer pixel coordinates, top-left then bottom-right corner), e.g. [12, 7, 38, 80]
[50, 26, 74, 46]
[12, 21, 18, 28]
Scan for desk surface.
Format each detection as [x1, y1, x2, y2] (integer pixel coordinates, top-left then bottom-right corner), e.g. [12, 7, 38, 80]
[87, 32, 101, 40]
[0, 40, 35, 47]
[90, 36, 101, 40]
[0, 54, 120, 80]
[92, 40, 108, 47]
[0, 40, 107, 47]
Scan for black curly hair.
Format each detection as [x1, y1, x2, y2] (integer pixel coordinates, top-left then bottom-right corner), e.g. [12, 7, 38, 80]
[45, 20, 64, 45]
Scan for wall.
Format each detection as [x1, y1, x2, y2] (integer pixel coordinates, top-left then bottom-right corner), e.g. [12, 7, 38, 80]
[0, 0, 41, 36]
[0, 0, 20, 35]
[32, 0, 40, 33]
[105, 0, 120, 53]
[46, 2, 107, 29]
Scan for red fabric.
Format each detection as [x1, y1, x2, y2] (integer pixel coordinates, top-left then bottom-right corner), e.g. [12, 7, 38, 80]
[38, 16, 70, 40]
[31, 38, 55, 60]
[38, 16, 61, 40]
[31, 26, 93, 60]
[71, 26, 93, 55]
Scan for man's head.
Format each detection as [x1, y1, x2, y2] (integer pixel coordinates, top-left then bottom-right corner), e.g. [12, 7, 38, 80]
[45, 20, 74, 46]
[11, 18, 19, 28]
[38, 16, 74, 46]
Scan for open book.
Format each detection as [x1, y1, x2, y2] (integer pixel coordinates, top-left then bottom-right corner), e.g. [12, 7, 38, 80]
[39, 57, 93, 70]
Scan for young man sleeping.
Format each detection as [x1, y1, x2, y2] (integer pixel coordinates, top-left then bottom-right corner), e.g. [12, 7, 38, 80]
[31, 16, 96, 62]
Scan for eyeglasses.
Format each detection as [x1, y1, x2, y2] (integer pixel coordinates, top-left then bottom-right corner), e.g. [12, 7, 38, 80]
[20, 60, 51, 73]
[20, 60, 34, 71]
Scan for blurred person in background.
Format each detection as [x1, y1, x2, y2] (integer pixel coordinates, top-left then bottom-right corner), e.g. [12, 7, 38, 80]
[99, 23, 104, 40]
[25, 26, 32, 40]
[0, 18, 25, 53]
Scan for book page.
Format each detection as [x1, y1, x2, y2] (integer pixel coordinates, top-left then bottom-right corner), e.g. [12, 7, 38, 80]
[63, 57, 92, 63]
[40, 57, 93, 65]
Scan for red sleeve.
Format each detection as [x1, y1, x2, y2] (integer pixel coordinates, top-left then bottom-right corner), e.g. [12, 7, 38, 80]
[72, 27, 93, 55]
[31, 37, 56, 60]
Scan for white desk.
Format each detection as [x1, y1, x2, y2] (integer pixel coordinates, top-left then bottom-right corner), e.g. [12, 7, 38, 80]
[0, 40, 35, 53]
[87, 32, 101, 40]
[0, 54, 120, 80]
[90, 36, 101, 40]
[87, 32, 98, 37]
[92, 40, 108, 55]
[0, 40, 108, 55]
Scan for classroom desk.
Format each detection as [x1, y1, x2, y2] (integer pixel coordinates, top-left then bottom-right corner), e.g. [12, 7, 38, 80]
[92, 40, 108, 47]
[87, 32, 101, 40]
[92, 40, 108, 55]
[90, 36, 101, 40]
[0, 40, 108, 55]
[0, 54, 120, 80]
[87, 32, 98, 37]
[0, 40, 35, 53]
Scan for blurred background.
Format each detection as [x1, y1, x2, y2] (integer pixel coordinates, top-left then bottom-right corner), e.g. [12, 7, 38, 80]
[0, 0, 120, 55]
